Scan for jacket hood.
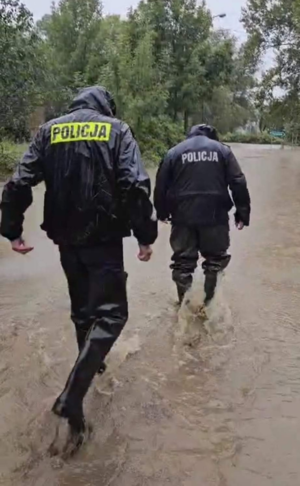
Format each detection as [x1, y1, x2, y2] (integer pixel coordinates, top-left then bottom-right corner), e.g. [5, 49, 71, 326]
[69, 86, 116, 117]
[187, 125, 206, 138]
[187, 124, 219, 141]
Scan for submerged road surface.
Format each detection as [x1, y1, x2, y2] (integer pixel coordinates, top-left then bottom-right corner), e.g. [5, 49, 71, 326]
[1, 145, 300, 486]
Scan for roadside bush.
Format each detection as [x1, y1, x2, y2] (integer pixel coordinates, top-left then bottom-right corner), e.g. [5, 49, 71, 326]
[0, 127, 287, 180]
[138, 117, 184, 165]
[222, 132, 282, 145]
[0, 141, 26, 178]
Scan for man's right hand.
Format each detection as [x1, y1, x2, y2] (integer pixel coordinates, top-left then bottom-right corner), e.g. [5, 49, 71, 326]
[11, 237, 34, 255]
[236, 222, 244, 231]
[138, 244, 152, 262]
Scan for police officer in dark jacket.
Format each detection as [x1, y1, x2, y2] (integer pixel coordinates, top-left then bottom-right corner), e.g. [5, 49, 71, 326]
[154, 124, 250, 306]
[0, 86, 157, 446]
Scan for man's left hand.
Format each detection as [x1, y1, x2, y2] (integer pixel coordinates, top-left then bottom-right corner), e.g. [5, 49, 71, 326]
[11, 237, 34, 255]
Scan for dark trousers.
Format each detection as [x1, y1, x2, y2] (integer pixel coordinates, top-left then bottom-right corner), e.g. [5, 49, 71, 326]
[170, 225, 231, 303]
[56, 241, 128, 425]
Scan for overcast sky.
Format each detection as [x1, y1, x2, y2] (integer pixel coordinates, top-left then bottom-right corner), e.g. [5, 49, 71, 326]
[23, 0, 248, 42]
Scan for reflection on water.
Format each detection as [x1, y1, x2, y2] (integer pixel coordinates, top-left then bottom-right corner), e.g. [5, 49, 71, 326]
[1, 146, 300, 485]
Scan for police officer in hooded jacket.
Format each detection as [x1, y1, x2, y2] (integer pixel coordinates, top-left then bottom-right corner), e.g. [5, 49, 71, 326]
[0, 86, 157, 444]
[154, 124, 250, 306]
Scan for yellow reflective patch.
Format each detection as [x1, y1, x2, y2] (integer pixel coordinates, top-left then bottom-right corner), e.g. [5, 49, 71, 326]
[51, 122, 112, 144]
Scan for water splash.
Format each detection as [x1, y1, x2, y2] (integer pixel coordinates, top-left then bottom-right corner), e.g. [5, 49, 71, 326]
[177, 270, 234, 349]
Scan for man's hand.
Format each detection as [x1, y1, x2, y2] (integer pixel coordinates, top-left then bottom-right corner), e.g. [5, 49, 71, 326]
[138, 244, 152, 262]
[11, 237, 34, 255]
[236, 221, 244, 231]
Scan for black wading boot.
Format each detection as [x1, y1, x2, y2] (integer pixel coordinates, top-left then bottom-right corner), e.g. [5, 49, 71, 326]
[75, 328, 107, 376]
[176, 284, 186, 305]
[51, 395, 89, 458]
[204, 272, 218, 306]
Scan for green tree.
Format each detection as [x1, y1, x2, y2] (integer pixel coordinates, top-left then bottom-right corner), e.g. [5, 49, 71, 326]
[242, 0, 300, 93]
[0, 0, 257, 157]
[126, 1, 253, 133]
[242, 0, 300, 139]
[39, 0, 102, 80]
[86, 15, 129, 117]
[128, 0, 212, 127]
[91, 24, 175, 161]
[38, 0, 103, 118]
[0, 0, 45, 139]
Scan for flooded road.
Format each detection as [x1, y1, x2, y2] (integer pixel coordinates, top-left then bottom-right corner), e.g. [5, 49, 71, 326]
[1, 144, 300, 485]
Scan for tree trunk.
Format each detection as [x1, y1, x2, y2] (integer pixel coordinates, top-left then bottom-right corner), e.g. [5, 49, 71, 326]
[184, 110, 189, 133]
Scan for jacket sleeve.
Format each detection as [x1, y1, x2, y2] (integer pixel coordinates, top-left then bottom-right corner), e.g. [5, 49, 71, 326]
[116, 124, 158, 246]
[224, 148, 251, 226]
[0, 130, 44, 241]
[154, 154, 172, 221]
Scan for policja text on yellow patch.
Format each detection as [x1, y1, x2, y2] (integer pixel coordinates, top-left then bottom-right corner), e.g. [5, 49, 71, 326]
[51, 122, 112, 144]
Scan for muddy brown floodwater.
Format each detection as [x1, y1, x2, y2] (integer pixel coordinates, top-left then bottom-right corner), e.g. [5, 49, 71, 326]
[1, 144, 300, 486]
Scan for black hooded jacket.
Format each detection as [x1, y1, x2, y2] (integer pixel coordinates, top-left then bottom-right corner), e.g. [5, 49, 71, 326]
[0, 86, 157, 246]
[154, 125, 251, 227]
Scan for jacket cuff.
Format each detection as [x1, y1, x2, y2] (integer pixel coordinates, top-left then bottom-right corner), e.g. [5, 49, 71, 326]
[1, 232, 22, 242]
[157, 211, 169, 221]
[135, 220, 158, 246]
[0, 215, 23, 241]
[235, 209, 250, 226]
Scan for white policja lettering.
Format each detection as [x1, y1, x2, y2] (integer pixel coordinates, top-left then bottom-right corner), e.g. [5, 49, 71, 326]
[182, 151, 219, 163]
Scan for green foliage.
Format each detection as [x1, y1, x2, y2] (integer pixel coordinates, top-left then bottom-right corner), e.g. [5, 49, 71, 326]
[242, 0, 300, 92]
[0, 0, 46, 140]
[222, 132, 282, 145]
[138, 117, 184, 164]
[36, 0, 103, 120]
[0, 141, 27, 177]
[202, 86, 255, 134]
[242, 0, 300, 142]
[0, 0, 258, 169]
